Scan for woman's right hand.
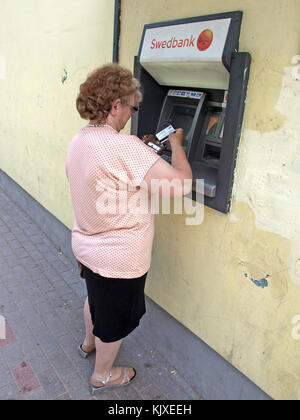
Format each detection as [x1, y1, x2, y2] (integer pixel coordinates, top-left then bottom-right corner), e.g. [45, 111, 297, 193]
[168, 128, 184, 149]
[142, 125, 192, 198]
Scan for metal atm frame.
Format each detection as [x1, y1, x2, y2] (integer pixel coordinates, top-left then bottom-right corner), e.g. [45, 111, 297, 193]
[132, 11, 251, 214]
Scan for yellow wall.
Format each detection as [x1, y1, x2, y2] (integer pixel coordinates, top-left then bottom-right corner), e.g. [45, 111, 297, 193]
[1, 0, 300, 400]
[0, 0, 114, 228]
[119, 0, 300, 400]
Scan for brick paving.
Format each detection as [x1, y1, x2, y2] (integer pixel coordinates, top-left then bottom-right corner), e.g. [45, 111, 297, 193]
[0, 186, 199, 400]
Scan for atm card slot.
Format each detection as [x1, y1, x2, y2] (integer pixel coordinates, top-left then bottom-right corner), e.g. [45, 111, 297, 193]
[203, 144, 221, 166]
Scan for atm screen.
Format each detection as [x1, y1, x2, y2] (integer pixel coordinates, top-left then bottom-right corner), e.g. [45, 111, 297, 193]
[169, 106, 195, 152]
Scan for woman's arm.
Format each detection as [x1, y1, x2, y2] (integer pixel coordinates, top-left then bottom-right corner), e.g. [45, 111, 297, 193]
[143, 129, 193, 198]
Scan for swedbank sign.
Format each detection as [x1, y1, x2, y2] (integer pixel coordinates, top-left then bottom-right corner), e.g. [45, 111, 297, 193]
[150, 29, 214, 52]
[141, 18, 230, 61]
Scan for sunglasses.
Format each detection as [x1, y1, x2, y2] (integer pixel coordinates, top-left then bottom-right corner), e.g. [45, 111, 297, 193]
[126, 104, 139, 114]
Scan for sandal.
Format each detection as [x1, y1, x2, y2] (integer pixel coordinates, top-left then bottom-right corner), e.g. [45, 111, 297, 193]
[78, 343, 96, 359]
[90, 367, 136, 395]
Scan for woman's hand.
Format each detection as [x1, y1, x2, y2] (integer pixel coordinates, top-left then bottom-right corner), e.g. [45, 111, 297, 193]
[168, 128, 184, 149]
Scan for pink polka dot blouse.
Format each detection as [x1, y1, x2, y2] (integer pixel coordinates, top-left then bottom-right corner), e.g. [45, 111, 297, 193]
[65, 125, 160, 279]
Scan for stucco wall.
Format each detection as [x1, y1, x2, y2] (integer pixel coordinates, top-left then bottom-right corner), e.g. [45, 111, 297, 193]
[119, 0, 300, 400]
[0, 0, 114, 229]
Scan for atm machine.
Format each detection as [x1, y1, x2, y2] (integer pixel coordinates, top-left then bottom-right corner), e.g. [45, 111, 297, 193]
[132, 11, 251, 213]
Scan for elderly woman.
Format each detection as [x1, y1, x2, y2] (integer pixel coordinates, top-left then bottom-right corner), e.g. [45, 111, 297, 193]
[65, 63, 192, 394]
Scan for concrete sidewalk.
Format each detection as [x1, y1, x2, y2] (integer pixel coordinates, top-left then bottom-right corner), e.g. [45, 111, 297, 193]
[0, 186, 200, 400]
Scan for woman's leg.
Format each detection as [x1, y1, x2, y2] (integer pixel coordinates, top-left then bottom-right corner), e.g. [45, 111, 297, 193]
[91, 338, 135, 388]
[92, 337, 123, 380]
[82, 297, 95, 349]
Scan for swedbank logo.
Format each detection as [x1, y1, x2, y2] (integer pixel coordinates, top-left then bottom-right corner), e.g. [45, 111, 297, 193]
[197, 29, 213, 51]
[150, 29, 213, 51]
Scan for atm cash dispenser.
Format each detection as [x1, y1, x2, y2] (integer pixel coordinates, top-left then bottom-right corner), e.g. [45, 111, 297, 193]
[132, 11, 251, 213]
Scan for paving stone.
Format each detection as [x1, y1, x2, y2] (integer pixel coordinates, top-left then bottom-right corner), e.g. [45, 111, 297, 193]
[54, 261, 71, 274]
[147, 366, 185, 398]
[36, 279, 55, 293]
[0, 262, 10, 277]
[12, 362, 41, 394]
[35, 300, 55, 315]
[55, 392, 71, 400]
[10, 264, 28, 276]
[37, 243, 52, 254]
[16, 299, 38, 319]
[70, 281, 87, 298]
[57, 334, 93, 382]
[166, 386, 200, 400]
[4, 313, 28, 337]
[22, 387, 47, 400]
[1, 272, 21, 288]
[92, 388, 121, 401]
[70, 353, 93, 383]
[57, 292, 84, 311]
[28, 349, 51, 374]
[21, 241, 36, 252]
[13, 248, 30, 259]
[140, 383, 167, 400]
[25, 287, 45, 304]
[6, 234, 19, 242]
[29, 249, 45, 262]
[0, 364, 14, 387]
[41, 313, 69, 338]
[56, 334, 79, 359]
[0, 225, 10, 234]
[0, 382, 23, 400]
[43, 268, 62, 283]
[47, 349, 76, 377]
[34, 331, 60, 355]
[0, 349, 6, 367]
[5, 254, 21, 268]
[15, 328, 39, 355]
[51, 280, 72, 297]
[115, 383, 144, 400]
[37, 368, 66, 399]
[61, 372, 94, 400]
[25, 267, 45, 281]
[0, 283, 10, 299]
[0, 297, 19, 316]
[57, 254, 75, 268]
[35, 260, 54, 273]
[1, 341, 26, 369]
[44, 252, 62, 264]
[25, 313, 48, 336]
[6, 285, 28, 303]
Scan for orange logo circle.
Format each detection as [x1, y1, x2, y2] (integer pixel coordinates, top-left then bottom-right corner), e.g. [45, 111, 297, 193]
[197, 29, 213, 51]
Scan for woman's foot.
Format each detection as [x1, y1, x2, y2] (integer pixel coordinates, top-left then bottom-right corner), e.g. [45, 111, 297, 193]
[90, 367, 136, 393]
[78, 342, 96, 359]
[82, 342, 95, 352]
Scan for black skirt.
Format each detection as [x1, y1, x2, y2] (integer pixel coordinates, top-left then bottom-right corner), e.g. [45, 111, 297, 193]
[81, 263, 148, 343]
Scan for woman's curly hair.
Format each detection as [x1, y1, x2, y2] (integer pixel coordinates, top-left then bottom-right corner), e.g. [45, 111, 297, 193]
[76, 63, 142, 123]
